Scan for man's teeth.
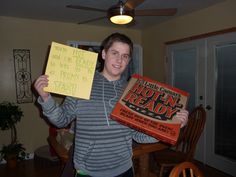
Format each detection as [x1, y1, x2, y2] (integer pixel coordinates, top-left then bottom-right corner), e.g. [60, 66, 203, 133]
[113, 65, 121, 68]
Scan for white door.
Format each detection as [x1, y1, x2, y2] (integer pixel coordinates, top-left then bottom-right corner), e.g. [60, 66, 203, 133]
[166, 39, 207, 162]
[167, 31, 236, 177]
[167, 39, 206, 111]
[206, 32, 236, 176]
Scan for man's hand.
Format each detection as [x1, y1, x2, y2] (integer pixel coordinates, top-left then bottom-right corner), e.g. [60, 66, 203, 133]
[34, 75, 50, 102]
[174, 109, 189, 128]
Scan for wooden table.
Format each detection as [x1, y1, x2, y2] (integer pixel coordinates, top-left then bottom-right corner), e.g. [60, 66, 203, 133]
[133, 142, 169, 177]
[48, 135, 169, 177]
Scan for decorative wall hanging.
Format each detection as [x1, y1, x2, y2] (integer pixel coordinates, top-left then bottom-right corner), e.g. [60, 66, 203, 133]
[13, 49, 33, 103]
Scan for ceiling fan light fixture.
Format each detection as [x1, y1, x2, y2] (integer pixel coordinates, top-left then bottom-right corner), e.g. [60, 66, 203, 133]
[108, 1, 134, 25]
[110, 15, 133, 25]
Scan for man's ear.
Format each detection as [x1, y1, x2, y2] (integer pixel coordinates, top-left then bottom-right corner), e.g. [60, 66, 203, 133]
[102, 49, 106, 60]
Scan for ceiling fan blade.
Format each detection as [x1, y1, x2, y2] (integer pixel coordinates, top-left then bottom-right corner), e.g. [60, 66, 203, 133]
[135, 8, 177, 16]
[77, 16, 107, 25]
[124, 0, 145, 9]
[66, 5, 106, 13]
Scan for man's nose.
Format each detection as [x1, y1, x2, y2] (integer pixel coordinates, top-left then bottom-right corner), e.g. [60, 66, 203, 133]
[115, 55, 122, 62]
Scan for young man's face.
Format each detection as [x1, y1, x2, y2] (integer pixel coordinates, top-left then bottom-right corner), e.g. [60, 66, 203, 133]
[101, 41, 130, 81]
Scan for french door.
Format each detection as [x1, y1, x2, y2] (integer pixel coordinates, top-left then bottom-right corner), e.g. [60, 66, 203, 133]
[167, 31, 236, 177]
[206, 32, 236, 176]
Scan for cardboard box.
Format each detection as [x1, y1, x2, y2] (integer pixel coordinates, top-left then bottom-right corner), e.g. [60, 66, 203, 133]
[111, 74, 189, 145]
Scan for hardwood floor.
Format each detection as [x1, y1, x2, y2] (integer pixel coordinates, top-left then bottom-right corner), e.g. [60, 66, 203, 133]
[0, 159, 62, 177]
[194, 160, 234, 177]
[0, 158, 233, 177]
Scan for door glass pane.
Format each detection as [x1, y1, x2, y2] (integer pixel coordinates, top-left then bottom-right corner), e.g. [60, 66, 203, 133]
[173, 48, 196, 112]
[215, 43, 236, 160]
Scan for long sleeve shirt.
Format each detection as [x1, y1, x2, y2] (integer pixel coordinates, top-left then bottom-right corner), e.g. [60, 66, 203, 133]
[38, 71, 158, 177]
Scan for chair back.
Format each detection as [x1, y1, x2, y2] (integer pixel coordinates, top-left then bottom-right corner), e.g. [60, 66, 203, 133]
[175, 105, 206, 161]
[169, 161, 204, 177]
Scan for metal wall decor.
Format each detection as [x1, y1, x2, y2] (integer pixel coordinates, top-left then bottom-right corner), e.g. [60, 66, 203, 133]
[13, 49, 33, 103]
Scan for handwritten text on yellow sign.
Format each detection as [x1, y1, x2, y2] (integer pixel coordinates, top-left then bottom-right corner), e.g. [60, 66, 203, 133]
[44, 42, 98, 99]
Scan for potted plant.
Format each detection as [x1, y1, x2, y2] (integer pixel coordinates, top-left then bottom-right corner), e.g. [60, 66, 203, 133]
[0, 101, 28, 167]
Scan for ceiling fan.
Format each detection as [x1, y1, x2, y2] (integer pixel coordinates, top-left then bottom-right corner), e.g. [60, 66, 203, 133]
[66, 0, 177, 25]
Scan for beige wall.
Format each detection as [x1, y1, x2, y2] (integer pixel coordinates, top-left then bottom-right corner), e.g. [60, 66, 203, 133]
[142, 0, 236, 82]
[0, 16, 141, 153]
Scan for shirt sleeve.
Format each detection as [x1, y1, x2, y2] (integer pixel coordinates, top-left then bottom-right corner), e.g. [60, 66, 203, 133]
[37, 95, 77, 128]
[132, 129, 159, 144]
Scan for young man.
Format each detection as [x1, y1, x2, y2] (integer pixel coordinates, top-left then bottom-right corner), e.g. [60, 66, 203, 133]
[34, 33, 188, 177]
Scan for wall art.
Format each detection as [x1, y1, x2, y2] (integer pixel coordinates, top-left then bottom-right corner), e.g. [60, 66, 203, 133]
[13, 49, 33, 103]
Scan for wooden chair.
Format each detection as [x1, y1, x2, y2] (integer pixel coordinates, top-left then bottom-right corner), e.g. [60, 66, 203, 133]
[47, 135, 69, 164]
[169, 162, 204, 177]
[47, 135, 76, 177]
[152, 105, 206, 177]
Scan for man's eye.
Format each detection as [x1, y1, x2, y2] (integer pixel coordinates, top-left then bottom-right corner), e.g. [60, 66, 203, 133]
[112, 51, 118, 56]
[124, 55, 129, 59]
[122, 55, 130, 60]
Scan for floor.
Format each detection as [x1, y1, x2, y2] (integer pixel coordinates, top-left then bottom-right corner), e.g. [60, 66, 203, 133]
[0, 158, 234, 177]
[0, 158, 62, 177]
[195, 160, 234, 177]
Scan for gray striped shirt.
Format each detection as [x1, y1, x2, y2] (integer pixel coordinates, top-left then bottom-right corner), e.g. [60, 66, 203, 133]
[38, 71, 157, 177]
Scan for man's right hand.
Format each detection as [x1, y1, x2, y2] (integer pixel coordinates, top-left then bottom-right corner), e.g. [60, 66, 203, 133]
[34, 75, 50, 102]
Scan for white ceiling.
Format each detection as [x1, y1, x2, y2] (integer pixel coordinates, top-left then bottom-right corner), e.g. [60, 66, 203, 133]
[0, 0, 226, 29]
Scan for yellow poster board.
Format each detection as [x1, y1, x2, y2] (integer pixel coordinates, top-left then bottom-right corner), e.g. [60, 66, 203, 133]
[44, 42, 98, 99]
